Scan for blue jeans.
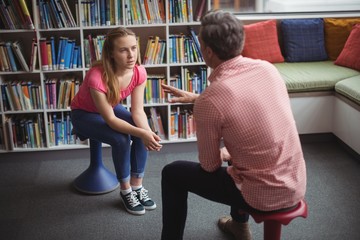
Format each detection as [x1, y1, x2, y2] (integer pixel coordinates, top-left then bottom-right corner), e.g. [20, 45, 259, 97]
[161, 160, 255, 240]
[71, 104, 148, 183]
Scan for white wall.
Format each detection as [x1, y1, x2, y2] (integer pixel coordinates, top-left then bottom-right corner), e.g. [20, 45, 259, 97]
[265, 0, 360, 12]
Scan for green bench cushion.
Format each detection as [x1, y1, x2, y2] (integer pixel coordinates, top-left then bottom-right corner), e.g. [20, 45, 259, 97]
[273, 61, 360, 92]
[335, 75, 360, 105]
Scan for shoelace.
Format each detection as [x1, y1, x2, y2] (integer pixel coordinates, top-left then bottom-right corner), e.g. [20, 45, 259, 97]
[138, 188, 151, 202]
[126, 191, 141, 207]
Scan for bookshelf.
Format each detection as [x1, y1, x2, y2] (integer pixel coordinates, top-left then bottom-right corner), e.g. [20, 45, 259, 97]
[0, 0, 210, 152]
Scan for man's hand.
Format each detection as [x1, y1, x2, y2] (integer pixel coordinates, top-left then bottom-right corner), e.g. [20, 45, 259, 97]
[220, 147, 231, 162]
[161, 84, 199, 103]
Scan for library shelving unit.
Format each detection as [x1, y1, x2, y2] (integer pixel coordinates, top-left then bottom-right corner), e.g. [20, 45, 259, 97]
[0, 0, 210, 153]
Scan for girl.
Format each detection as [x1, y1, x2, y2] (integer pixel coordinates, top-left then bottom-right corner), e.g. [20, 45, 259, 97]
[71, 27, 162, 215]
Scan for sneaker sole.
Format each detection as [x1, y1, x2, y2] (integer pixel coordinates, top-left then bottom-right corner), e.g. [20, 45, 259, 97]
[121, 199, 145, 215]
[143, 203, 157, 210]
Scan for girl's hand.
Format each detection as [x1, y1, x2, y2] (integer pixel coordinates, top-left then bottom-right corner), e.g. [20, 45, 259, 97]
[161, 84, 199, 103]
[141, 130, 163, 151]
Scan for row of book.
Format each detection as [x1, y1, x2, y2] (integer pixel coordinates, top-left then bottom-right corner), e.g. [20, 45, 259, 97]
[0, 0, 35, 30]
[83, 34, 105, 67]
[47, 112, 77, 146]
[125, 0, 165, 25]
[170, 106, 196, 140]
[144, 74, 166, 104]
[1, 81, 43, 111]
[147, 107, 166, 140]
[3, 114, 46, 150]
[0, 112, 78, 150]
[37, 0, 77, 29]
[44, 76, 80, 109]
[81, 0, 122, 27]
[147, 106, 197, 141]
[169, 27, 203, 63]
[169, 0, 207, 23]
[169, 66, 208, 94]
[1, 76, 80, 112]
[39, 36, 82, 71]
[0, 41, 31, 72]
[143, 36, 166, 65]
[0, 28, 201, 72]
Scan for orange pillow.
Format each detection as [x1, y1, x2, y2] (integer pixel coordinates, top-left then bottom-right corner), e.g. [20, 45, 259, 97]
[335, 24, 360, 71]
[242, 20, 284, 63]
[324, 18, 360, 60]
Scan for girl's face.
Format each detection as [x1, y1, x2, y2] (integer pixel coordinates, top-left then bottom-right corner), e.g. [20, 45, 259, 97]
[111, 35, 138, 70]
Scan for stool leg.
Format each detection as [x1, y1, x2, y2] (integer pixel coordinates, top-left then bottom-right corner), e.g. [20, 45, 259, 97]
[73, 139, 119, 194]
[263, 220, 282, 240]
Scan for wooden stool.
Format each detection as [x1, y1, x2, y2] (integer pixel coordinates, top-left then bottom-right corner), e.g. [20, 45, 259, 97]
[73, 138, 119, 194]
[249, 199, 308, 240]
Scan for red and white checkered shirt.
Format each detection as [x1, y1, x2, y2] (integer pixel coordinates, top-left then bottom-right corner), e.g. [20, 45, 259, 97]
[194, 55, 306, 211]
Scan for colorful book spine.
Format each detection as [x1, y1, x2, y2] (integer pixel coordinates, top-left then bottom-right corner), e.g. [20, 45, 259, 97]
[39, 38, 48, 71]
[5, 42, 18, 72]
[18, 0, 35, 29]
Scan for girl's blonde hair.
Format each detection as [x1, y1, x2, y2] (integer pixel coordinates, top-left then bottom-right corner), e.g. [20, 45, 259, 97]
[92, 27, 138, 105]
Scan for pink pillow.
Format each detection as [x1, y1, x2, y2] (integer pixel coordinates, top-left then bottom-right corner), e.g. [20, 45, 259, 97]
[335, 24, 360, 71]
[242, 20, 284, 63]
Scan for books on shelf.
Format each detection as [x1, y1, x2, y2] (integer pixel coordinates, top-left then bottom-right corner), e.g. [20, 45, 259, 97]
[37, 0, 76, 29]
[1, 81, 43, 111]
[80, 0, 122, 27]
[0, 41, 32, 72]
[44, 76, 80, 110]
[169, 106, 196, 140]
[144, 74, 166, 104]
[38, 36, 82, 71]
[148, 107, 166, 140]
[0, 0, 35, 29]
[143, 35, 166, 65]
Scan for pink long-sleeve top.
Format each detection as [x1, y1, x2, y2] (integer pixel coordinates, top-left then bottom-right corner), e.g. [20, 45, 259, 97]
[194, 55, 306, 211]
[71, 65, 146, 112]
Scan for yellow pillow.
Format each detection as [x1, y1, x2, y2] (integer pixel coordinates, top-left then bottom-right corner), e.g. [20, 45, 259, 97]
[324, 18, 360, 60]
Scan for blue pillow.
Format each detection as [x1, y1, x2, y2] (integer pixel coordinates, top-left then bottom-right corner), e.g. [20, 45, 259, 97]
[281, 18, 328, 62]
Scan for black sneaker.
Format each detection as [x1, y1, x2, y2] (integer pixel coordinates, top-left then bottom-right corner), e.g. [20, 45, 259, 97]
[120, 191, 145, 215]
[135, 187, 157, 210]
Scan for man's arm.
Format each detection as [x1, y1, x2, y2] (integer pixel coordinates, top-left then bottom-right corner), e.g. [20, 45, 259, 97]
[161, 83, 199, 103]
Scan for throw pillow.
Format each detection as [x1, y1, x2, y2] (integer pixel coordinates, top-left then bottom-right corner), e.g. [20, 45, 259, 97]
[281, 18, 328, 62]
[324, 18, 360, 60]
[335, 24, 360, 71]
[242, 20, 284, 63]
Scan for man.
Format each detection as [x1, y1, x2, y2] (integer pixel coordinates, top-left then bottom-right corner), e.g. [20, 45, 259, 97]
[161, 10, 306, 240]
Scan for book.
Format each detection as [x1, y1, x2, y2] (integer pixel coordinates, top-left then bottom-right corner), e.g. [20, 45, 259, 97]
[187, 27, 203, 61]
[46, 40, 53, 70]
[29, 39, 38, 71]
[21, 81, 33, 110]
[194, 0, 206, 22]
[0, 0, 15, 29]
[58, 37, 68, 70]
[0, 42, 10, 71]
[4, 42, 18, 72]
[39, 38, 48, 70]
[18, 0, 35, 29]
[64, 40, 75, 69]
[11, 41, 30, 72]
[5, 117, 15, 150]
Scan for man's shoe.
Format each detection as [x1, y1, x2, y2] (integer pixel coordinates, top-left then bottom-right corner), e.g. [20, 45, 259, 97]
[218, 216, 252, 240]
[135, 187, 156, 210]
[120, 191, 145, 215]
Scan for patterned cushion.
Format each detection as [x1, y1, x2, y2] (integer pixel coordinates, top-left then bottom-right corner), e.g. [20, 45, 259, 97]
[242, 20, 284, 63]
[324, 18, 360, 60]
[335, 24, 360, 71]
[281, 18, 328, 62]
